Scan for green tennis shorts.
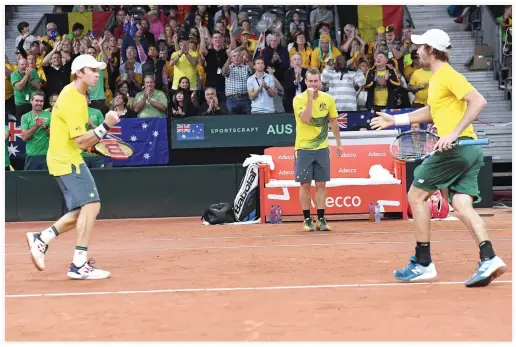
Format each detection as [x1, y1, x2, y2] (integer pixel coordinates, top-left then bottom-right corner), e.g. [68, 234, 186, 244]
[412, 138, 484, 203]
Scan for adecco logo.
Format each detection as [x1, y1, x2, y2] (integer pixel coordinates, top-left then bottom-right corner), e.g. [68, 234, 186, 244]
[339, 153, 357, 158]
[279, 170, 294, 175]
[368, 152, 387, 157]
[325, 196, 361, 208]
[338, 168, 357, 173]
[278, 154, 294, 160]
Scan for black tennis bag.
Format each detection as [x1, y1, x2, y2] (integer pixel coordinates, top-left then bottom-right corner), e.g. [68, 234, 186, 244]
[233, 163, 260, 222]
[201, 203, 236, 225]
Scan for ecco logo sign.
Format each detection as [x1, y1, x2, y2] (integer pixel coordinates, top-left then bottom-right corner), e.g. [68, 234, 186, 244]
[338, 168, 357, 173]
[279, 170, 294, 175]
[278, 155, 294, 160]
[326, 196, 361, 208]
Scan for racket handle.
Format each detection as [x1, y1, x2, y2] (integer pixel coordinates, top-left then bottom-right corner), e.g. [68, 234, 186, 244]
[458, 138, 490, 146]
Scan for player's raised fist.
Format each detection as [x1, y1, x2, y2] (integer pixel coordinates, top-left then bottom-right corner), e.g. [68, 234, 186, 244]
[104, 111, 120, 127]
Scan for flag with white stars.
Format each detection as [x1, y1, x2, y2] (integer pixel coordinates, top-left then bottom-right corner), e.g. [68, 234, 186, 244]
[6, 122, 26, 162]
[106, 117, 169, 167]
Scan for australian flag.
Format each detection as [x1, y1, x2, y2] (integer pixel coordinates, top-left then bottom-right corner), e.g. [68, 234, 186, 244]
[6, 121, 26, 169]
[107, 117, 169, 166]
[176, 123, 205, 141]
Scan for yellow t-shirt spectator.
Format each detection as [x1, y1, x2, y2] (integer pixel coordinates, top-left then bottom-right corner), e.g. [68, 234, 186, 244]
[409, 68, 433, 105]
[171, 50, 199, 89]
[310, 45, 342, 71]
[289, 47, 313, 69]
[374, 70, 389, 107]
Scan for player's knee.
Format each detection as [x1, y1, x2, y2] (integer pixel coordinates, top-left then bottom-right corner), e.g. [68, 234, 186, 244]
[407, 186, 429, 206]
[451, 194, 473, 218]
[315, 181, 326, 189]
[81, 201, 101, 217]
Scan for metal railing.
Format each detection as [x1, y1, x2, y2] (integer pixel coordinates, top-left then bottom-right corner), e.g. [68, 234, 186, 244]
[478, 6, 503, 80]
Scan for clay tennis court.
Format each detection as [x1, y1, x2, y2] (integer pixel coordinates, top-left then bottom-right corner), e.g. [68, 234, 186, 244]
[6, 208, 512, 341]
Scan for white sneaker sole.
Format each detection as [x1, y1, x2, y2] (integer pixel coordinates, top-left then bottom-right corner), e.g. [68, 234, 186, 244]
[26, 232, 45, 271]
[67, 271, 111, 280]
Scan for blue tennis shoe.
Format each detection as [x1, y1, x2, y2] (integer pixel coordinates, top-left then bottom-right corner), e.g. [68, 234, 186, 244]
[393, 255, 438, 281]
[464, 256, 506, 288]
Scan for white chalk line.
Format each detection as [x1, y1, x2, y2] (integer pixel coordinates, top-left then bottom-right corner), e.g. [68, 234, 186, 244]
[5, 238, 512, 256]
[6, 280, 512, 299]
[5, 228, 511, 246]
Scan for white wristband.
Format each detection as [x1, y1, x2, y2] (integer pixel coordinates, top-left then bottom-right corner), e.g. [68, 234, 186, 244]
[394, 113, 410, 126]
[93, 123, 109, 139]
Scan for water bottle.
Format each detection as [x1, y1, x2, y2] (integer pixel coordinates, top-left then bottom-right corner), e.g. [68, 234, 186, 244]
[270, 205, 277, 224]
[375, 203, 381, 223]
[276, 205, 283, 224]
[369, 203, 375, 222]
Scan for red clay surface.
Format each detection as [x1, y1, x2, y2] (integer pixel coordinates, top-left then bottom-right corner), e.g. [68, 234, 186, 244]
[5, 208, 512, 341]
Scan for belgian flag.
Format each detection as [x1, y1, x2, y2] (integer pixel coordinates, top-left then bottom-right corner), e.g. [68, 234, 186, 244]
[337, 5, 404, 43]
[44, 11, 112, 38]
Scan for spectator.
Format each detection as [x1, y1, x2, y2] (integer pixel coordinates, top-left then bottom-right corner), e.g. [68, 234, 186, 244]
[234, 31, 257, 57]
[147, 10, 164, 44]
[40, 22, 61, 49]
[66, 22, 85, 42]
[364, 52, 400, 111]
[356, 58, 370, 110]
[262, 33, 290, 82]
[289, 31, 313, 69]
[170, 89, 197, 117]
[322, 55, 366, 112]
[140, 19, 157, 46]
[283, 52, 307, 113]
[310, 6, 334, 39]
[122, 23, 149, 64]
[215, 20, 231, 47]
[404, 50, 421, 82]
[133, 75, 168, 118]
[82, 92, 106, 169]
[202, 31, 228, 104]
[312, 22, 336, 47]
[112, 80, 136, 110]
[236, 20, 257, 40]
[120, 46, 143, 76]
[185, 5, 213, 31]
[384, 25, 405, 72]
[45, 93, 59, 112]
[20, 91, 50, 170]
[222, 48, 253, 114]
[214, 6, 238, 30]
[194, 15, 212, 48]
[140, 45, 169, 96]
[5, 56, 18, 117]
[340, 27, 367, 68]
[112, 92, 137, 118]
[11, 57, 41, 120]
[311, 34, 342, 72]
[247, 57, 276, 114]
[15, 22, 34, 52]
[86, 47, 110, 115]
[198, 87, 229, 115]
[401, 26, 417, 67]
[408, 64, 432, 108]
[170, 35, 199, 92]
[268, 66, 285, 113]
[111, 8, 127, 40]
[289, 13, 306, 37]
[119, 61, 143, 97]
[41, 41, 76, 101]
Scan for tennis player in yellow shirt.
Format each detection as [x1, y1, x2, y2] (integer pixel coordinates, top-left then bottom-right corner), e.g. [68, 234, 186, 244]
[293, 68, 343, 232]
[371, 29, 506, 287]
[26, 55, 121, 280]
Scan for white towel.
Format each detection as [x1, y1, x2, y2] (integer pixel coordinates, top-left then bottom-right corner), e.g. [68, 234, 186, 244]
[243, 154, 275, 170]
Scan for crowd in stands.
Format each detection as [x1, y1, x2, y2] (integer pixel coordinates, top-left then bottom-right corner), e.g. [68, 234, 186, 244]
[5, 5, 512, 171]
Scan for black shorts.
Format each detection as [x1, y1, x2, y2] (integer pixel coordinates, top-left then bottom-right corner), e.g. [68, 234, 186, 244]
[55, 163, 100, 211]
[294, 147, 331, 183]
[24, 155, 48, 171]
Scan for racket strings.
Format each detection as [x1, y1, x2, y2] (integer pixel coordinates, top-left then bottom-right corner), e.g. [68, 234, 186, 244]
[392, 131, 438, 160]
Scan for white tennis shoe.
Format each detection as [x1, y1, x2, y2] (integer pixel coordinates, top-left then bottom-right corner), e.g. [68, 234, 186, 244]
[26, 232, 48, 271]
[67, 259, 111, 280]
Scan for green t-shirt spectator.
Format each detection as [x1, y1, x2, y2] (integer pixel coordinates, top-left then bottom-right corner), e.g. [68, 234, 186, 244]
[5, 126, 10, 168]
[89, 69, 106, 101]
[20, 110, 51, 156]
[497, 15, 512, 41]
[82, 107, 105, 158]
[134, 90, 168, 118]
[10, 70, 41, 105]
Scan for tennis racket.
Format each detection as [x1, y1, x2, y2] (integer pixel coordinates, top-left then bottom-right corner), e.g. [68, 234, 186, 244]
[390, 130, 489, 162]
[92, 133, 134, 160]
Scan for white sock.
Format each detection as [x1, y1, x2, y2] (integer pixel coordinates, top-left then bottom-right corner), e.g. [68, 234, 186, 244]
[40, 226, 58, 244]
[73, 247, 88, 267]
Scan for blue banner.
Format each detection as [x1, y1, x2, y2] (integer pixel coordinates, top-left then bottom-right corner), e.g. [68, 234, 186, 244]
[7, 117, 169, 168]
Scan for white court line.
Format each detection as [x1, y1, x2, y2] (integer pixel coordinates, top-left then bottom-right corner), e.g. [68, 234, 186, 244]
[5, 228, 511, 246]
[5, 238, 512, 256]
[5, 280, 512, 299]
